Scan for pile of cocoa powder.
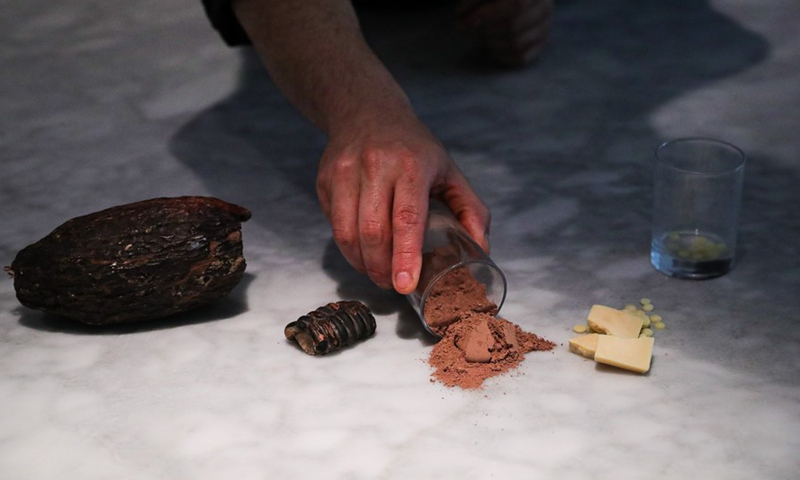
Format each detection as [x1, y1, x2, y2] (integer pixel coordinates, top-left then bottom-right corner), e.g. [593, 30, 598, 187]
[424, 266, 555, 389]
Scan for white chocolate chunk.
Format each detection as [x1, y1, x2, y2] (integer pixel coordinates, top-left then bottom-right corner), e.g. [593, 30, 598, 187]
[568, 333, 599, 359]
[594, 336, 654, 374]
[586, 305, 642, 339]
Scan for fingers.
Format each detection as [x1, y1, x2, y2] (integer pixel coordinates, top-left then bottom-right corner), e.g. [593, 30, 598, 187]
[320, 144, 425, 292]
[389, 162, 491, 295]
[357, 153, 395, 289]
[318, 117, 491, 295]
[321, 152, 490, 294]
[438, 168, 492, 254]
[318, 152, 367, 276]
[391, 184, 429, 295]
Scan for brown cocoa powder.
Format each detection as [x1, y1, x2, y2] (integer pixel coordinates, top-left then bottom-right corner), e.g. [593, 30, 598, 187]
[423, 266, 498, 336]
[425, 267, 555, 389]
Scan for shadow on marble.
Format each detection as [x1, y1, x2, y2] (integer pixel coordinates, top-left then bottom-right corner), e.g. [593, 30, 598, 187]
[15, 273, 254, 335]
[167, 1, 785, 352]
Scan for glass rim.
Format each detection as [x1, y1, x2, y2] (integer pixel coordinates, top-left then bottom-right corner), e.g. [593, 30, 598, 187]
[417, 258, 507, 338]
[655, 137, 746, 176]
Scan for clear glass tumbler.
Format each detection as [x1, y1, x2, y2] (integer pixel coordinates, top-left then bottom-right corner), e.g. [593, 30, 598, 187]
[650, 137, 746, 279]
[406, 201, 507, 337]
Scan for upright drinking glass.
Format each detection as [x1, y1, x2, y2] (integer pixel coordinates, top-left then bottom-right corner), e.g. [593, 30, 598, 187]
[650, 137, 746, 279]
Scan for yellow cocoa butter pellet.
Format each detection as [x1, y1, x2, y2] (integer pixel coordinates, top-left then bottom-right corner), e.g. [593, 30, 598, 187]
[653, 322, 666, 330]
[649, 314, 662, 322]
[640, 298, 651, 305]
[640, 328, 654, 337]
[642, 304, 654, 312]
[573, 324, 588, 333]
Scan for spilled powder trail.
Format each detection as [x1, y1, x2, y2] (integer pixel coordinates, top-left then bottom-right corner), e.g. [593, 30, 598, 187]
[424, 267, 555, 389]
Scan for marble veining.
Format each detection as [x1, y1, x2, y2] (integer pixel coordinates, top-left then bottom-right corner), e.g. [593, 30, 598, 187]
[1, 0, 799, 479]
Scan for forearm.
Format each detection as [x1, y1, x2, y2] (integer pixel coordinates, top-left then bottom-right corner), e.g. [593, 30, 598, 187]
[232, 0, 414, 136]
[232, 0, 490, 294]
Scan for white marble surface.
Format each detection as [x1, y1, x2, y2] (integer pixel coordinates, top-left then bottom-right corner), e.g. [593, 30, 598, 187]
[2, 0, 799, 479]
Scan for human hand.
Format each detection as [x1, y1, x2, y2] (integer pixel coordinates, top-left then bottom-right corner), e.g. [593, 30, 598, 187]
[232, 0, 490, 293]
[316, 111, 490, 295]
[457, 0, 554, 67]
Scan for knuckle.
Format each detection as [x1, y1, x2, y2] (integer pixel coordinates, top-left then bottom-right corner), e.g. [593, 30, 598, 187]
[393, 247, 416, 267]
[360, 146, 387, 179]
[359, 220, 386, 247]
[332, 226, 358, 251]
[394, 204, 424, 229]
[330, 156, 358, 179]
[363, 144, 422, 180]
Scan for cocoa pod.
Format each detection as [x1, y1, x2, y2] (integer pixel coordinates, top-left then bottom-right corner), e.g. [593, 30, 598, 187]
[7, 196, 251, 325]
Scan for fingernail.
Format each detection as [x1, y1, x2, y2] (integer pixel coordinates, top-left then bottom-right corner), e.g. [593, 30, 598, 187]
[395, 271, 413, 291]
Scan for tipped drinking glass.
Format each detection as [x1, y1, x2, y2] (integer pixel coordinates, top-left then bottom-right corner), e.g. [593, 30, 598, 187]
[406, 201, 506, 337]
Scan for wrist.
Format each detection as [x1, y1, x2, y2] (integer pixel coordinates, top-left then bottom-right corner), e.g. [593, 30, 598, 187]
[324, 89, 416, 138]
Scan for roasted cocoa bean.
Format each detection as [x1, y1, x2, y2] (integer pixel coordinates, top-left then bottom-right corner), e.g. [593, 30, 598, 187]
[7, 196, 251, 325]
[285, 301, 376, 355]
